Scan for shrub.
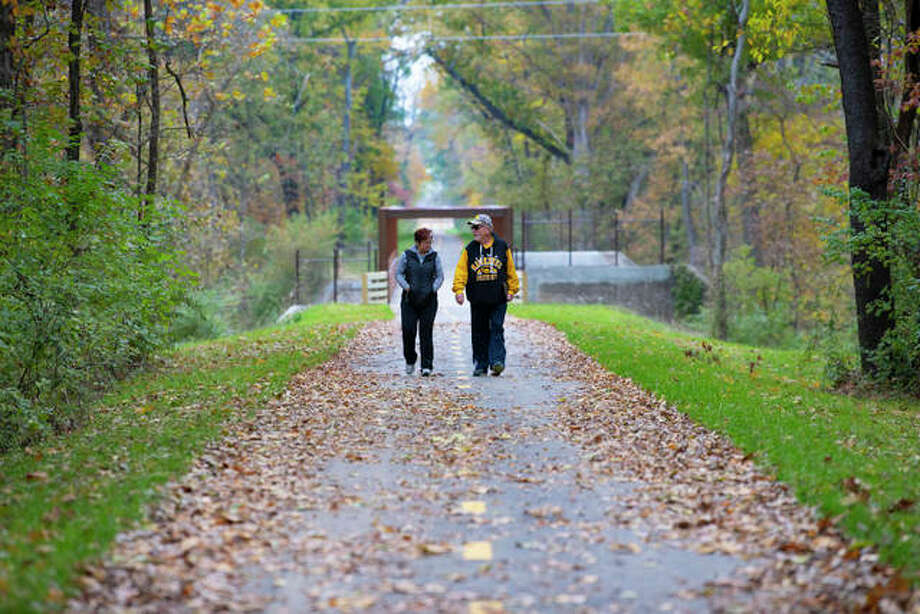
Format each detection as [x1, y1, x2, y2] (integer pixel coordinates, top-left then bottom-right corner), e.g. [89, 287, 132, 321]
[671, 264, 706, 319]
[823, 188, 920, 392]
[723, 246, 798, 347]
[232, 212, 340, 330]
[168, 290, 230, 342]
[0, 130, 188, 450]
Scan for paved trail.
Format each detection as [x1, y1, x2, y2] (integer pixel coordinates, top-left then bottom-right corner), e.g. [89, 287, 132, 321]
[70, 225, 917, 613]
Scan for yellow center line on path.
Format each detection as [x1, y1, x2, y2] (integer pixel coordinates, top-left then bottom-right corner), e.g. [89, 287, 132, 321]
[460, 500, 486, 514]
[462, 541, 493, 561]
[469, 601, 504, 614]
[457, 384, 471, 389]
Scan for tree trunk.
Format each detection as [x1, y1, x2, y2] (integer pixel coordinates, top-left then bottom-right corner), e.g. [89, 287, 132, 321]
[143, 0, 159, 206]
[0, 0, 16, 153]
[681, 158, 702, 269]
[894, 0, 920, 167]
[86, 0, 114, 164]
[711, 0, 751, 340]
[825, 0, 894, 373]
[67, 0, 85, 162]
[703, 33, 715, 274]
[0, 2, 11, 93]
[622, 165, 650, 210]
[338, 38, 355, 236]
[737, 106, 762, 265]
[271, 152, 301, 217]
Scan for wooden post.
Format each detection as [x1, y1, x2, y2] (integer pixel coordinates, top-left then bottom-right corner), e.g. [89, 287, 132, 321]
[568, 209, 573, 266]
[613, 212, 620, 266]
[333, 245, 339, 303]
[295, 248, 301, 304]
[521, 211, 527, 271]
[659, 207, 665, 264]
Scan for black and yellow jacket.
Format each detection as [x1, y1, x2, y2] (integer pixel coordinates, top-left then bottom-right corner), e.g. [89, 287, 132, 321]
[452, 236, 520, 304]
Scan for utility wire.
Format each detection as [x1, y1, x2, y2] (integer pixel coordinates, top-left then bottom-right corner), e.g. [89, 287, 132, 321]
[284, 31, 645, 44]
[272, 0, 599, 14]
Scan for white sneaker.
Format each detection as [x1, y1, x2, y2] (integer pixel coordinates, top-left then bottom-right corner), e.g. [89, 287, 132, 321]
[405, 362, 415, 375]
[420, 368, 432, 377]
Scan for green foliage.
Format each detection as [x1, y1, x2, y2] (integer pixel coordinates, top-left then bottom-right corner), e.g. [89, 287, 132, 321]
[0, 129, 188, 452]
[671, 264, 706, 318]
[0, 305, 391, 611]
[167, 289, 231, 342]
[722, 246, 798, 347]
[206, 212, 341, 333]
[680, 248, 803, 348]
[513, 303, 920, 576]
[823, 188, 920, 392]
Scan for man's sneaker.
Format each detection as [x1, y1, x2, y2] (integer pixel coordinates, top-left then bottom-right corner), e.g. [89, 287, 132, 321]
[490, 363, 504, 376]
[421, 368, 432, 377]
[405, 362, 415, 375]
[472, 368, 487, 377]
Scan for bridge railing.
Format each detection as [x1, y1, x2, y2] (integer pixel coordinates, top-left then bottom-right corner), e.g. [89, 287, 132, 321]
[294, 241, 377, 305]
[516, 209, 668, 268]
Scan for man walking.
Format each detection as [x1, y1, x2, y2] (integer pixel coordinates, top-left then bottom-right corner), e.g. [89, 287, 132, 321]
[452, 214, 520, 376]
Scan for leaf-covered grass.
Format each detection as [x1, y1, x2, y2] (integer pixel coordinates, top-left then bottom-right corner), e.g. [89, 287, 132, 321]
[512, 303, 920, 578]
[0, 304, 391, 613]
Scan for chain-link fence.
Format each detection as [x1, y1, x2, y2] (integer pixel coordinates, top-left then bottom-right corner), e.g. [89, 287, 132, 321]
[294, 241, 377, 304]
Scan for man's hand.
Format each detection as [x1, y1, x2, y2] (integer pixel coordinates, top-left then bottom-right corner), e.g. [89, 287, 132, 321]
[455, 292, 465, 305]
[506, 293, 514, 302]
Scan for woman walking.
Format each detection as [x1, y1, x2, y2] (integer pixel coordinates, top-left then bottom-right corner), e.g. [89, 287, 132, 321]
[395, 227, 443, 376]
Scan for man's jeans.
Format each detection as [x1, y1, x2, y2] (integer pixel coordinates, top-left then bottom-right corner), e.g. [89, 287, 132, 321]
[470, 302, 506, 371]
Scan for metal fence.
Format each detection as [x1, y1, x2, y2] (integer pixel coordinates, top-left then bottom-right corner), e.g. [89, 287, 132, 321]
[515, 209, 667, 268]
[294, 241, 377, 304]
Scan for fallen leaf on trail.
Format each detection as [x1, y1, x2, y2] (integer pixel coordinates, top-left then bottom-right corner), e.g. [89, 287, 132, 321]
[26, 471, 49, 482]
[524, 505, 565, 521]
[865, 575, 913, 611]
[779, 541, 811, 554]
[418, 543, 452, 555]
[610, 542, 642, 554]
[841, 476, 870, 501]
[512, 475, 544, 484]
[887, 498, 915, 513]
[554, 594, 587, 605]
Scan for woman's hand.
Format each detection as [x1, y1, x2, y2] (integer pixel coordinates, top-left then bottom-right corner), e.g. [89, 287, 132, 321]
[455, 292, 465, 305]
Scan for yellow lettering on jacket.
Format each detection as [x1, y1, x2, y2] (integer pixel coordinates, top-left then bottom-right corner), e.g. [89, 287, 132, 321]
[470, 254, 503, 282]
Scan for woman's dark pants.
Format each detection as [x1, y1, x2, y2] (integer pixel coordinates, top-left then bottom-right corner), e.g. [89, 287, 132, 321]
[401, 296, 437, 370]
[470, 302, 506, 372]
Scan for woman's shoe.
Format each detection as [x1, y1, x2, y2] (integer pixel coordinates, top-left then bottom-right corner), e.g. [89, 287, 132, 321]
[490, 363, 504, 376]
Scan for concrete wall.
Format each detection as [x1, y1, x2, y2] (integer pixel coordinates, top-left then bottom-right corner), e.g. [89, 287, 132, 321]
[526, 264, 673, 321]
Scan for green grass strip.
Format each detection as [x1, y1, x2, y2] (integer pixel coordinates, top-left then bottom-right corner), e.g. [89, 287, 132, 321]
[512, 303, 920, 577]
[0, 304, 391, 613]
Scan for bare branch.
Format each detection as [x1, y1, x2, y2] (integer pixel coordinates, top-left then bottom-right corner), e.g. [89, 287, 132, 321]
[427, 47, 571, 163]
[164, 59, 192, 139]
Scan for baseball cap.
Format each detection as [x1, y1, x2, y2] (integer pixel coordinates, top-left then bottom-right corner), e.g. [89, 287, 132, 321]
[466, 213, 493, 230]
